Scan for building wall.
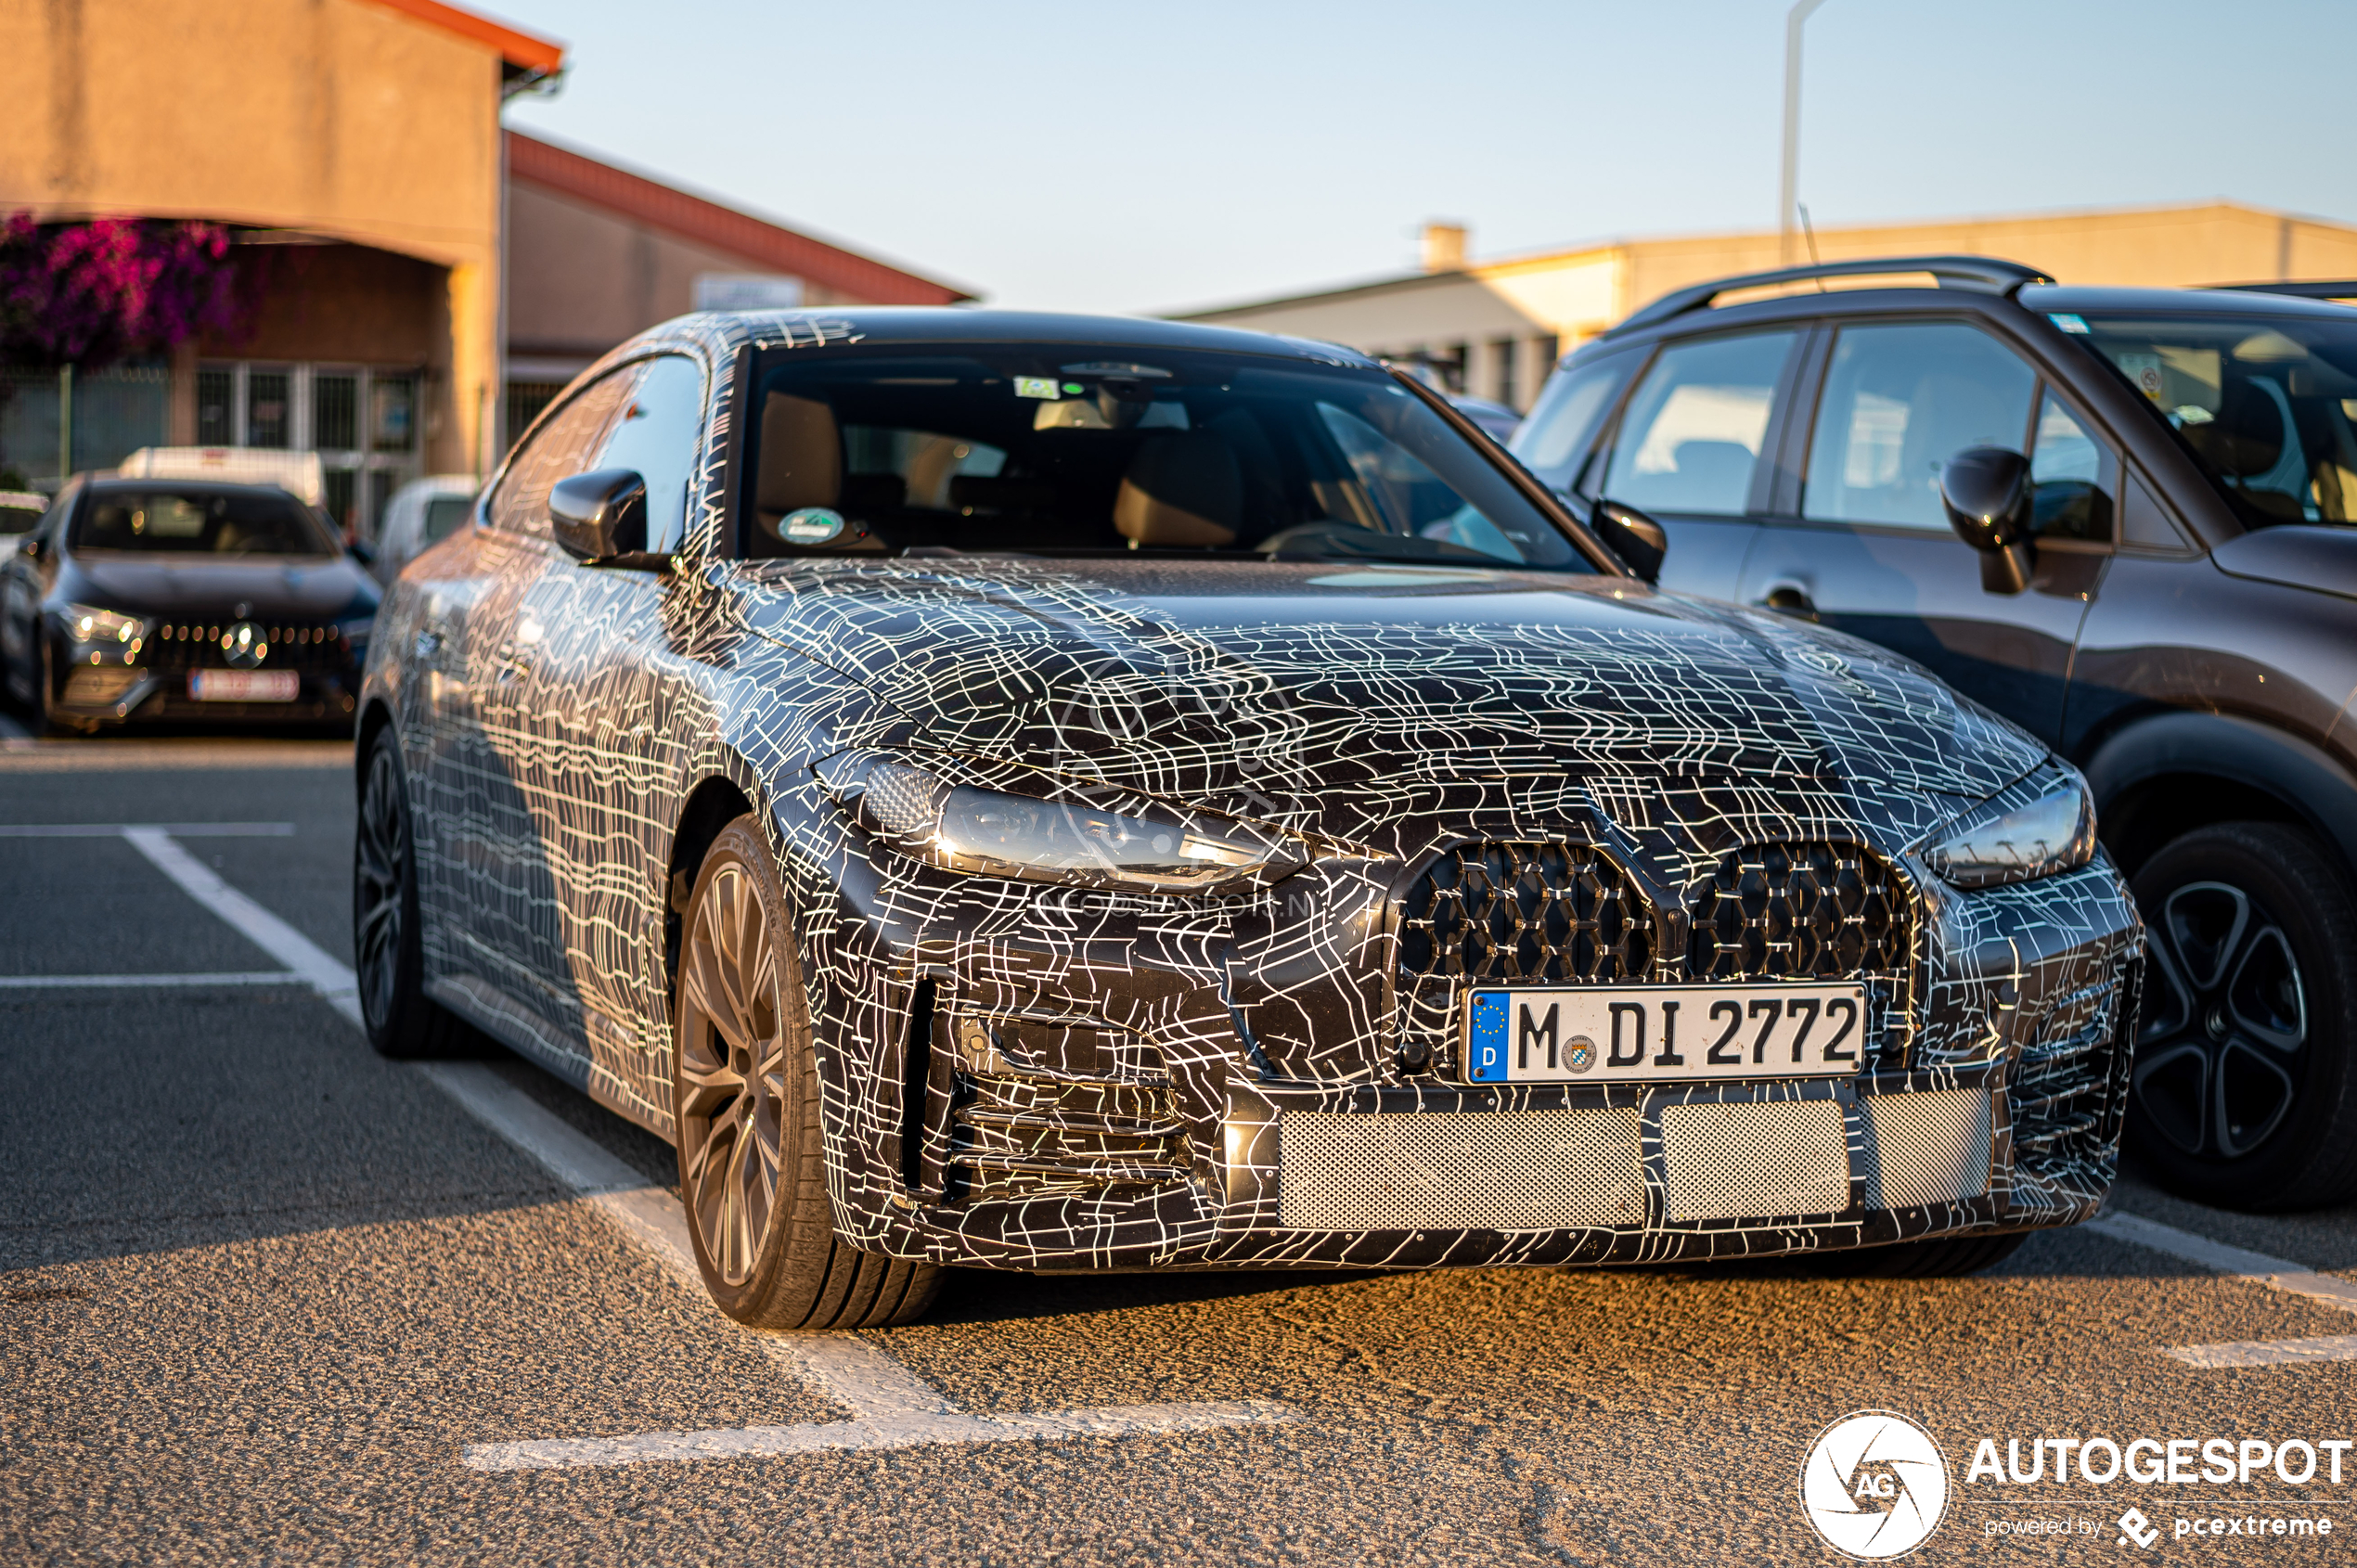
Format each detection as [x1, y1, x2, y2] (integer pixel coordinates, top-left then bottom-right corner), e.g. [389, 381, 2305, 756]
[506, 182, 840, 369]
[1181, 202, 2357, 411]
[0, 0, 509, 474]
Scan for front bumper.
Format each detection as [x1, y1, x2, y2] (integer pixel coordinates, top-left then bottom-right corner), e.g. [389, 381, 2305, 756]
[786, 827, 2140, 1274]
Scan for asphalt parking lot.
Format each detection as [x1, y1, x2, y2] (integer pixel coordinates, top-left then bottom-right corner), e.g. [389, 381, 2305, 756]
[6, 734, 2357, 1566]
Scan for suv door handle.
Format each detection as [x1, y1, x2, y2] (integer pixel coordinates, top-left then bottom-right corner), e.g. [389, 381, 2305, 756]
[1758, 583, 1818, 620]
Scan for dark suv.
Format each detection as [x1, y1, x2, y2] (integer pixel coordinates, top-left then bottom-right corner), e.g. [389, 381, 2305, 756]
[1510, 255, 2357, 1212]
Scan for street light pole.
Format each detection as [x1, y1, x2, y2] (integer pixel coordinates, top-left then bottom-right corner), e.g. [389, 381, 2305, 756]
[1780, 0, 1828, 266]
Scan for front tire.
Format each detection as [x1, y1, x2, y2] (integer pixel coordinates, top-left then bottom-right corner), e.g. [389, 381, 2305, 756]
[354, 727, 468, 1059]
[673, 816, 941, 1330]
[2126, 822, 2357, 1211]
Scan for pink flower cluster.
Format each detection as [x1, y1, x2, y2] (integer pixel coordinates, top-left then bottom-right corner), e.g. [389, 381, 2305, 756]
[0, 214, 246, 367]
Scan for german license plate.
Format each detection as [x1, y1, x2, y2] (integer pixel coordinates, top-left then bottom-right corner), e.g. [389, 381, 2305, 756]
[188, 670, 299, 702]
[1462, 983, 1868, 1084]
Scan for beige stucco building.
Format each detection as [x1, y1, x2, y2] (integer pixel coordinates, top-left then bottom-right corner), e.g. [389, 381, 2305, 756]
[1, 0, 967, 531]
[1178, 203, 2357, 413]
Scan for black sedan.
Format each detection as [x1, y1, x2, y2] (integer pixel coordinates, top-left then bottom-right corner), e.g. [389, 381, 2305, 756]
[356, 308, 2141, 1330]
[0, 478, 379, 733]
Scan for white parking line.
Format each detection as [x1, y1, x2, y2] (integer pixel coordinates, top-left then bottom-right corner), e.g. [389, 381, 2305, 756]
[2162, 1334, 2357, 1369]
[107, 822, 1293, 1467]
[2087, 1211, 2357, 1368]
[0, 971, 303, 989]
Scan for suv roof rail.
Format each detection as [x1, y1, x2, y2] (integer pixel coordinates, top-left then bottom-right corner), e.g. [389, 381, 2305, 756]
[1609, 254, 2054, 337]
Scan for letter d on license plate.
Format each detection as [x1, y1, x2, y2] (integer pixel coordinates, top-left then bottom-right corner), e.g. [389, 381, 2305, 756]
[1462, 983, 1867, 1084]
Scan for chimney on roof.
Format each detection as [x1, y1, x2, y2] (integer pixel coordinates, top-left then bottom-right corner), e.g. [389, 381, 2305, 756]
[1421, 222, 1468, 273]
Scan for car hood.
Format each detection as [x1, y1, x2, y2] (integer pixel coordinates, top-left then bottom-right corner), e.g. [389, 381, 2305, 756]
[61, 552, 379, 621]
[728, 557, 2041, 851]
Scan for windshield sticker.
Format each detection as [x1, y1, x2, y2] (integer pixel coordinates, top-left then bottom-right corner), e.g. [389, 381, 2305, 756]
[2115, 352, 2165, 402]
[2048, 313, 2091, 334]
[1013, 377, 1060, 400]
[781, 507, 846, 544]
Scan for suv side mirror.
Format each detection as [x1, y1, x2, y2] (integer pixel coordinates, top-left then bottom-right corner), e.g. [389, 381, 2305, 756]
[550, 468, 663, 569]
[1592, 499, 1668, 583]
[1939, 446, 2034, 595]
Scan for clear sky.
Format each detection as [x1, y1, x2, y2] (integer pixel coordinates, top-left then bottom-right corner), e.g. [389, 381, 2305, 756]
[487, 0, 2357, 315]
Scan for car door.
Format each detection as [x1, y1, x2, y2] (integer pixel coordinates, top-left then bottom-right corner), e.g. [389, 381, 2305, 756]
[496, 353, 712, 1092]
[1736, 319, 2113, 744]
[1590, 328, 1807, 603]
[422, 370, 634, 1066]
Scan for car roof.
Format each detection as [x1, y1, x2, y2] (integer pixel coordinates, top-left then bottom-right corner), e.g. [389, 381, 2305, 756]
[2019, 283, 2357, 322]
[657, 305, 1380, 369]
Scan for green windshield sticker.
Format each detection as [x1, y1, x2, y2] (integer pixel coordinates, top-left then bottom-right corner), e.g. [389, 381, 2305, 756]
[1062, 382, 1085, 394]
[1012, 377, 1059, 399]
[2048, 313, 2091, 334]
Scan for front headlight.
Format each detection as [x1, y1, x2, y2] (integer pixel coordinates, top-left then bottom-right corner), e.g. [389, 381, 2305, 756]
[821, 755, 1307, 893]
[63, 603, 148, 645]
[1922, 762, 2098, 889]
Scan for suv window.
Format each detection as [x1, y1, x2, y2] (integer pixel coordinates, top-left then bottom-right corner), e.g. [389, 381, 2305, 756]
[1803, 322, 2036, 530]
[1601, 331, 1797, 516]
[2028, 385, 2117, 543]
[588, 355, 706, 553]
[486, 370, 634, 537]
[1509, 346, 1643, 496]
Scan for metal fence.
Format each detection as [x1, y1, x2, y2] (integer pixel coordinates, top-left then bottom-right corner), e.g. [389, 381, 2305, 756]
[0, 364, 174, 487]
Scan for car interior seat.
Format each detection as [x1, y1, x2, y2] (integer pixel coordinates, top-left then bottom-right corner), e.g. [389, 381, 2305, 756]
[753, 392, 844, 549]
[1113, 432, 1243, 548]
[2184, 379, 2304, 521]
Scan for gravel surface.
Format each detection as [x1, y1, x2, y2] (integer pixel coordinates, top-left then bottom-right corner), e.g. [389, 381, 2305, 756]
[4, 742, 2355, 1565]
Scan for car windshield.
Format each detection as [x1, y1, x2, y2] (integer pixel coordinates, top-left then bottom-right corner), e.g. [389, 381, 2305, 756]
[740, 345, 1593, 570]
[72, 487, 337, 557]
[2064, 309, 2357, 528]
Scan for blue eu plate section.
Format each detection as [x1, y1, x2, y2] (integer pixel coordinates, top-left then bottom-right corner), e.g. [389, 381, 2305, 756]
[1466, 991, 1510, 1082]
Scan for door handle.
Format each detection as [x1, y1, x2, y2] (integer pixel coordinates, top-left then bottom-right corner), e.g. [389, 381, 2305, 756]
[1758, 583, 1818, 620]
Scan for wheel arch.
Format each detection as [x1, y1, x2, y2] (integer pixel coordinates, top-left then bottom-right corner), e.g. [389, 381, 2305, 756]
[2083, 710, 2357, 880]
[354, 697, 396, 786]
[663, 769, 760, 989]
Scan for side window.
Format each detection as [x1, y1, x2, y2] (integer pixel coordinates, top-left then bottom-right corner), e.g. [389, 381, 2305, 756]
[2027, 386, 2118, 544]
[1600, 331, 1797, 516]
[589, 355, 707, 554]
[1509, 346, 1643, 495]
[485, 371, 633, 537]
[1802, 322, 2036, 530]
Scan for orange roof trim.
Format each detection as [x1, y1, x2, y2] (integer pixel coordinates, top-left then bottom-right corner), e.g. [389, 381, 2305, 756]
[507, 132, 972, 306]
[362, 0, 566, 76]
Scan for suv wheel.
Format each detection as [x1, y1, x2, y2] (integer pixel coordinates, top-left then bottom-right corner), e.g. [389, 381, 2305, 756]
[2128, 822, 2357, 1211]
[673, 816, 942, 1329]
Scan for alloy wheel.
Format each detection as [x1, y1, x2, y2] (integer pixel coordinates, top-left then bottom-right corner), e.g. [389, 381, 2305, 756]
[354, 741, 406, 1029]
[2132, 880, 2310, 1161]
[676, 863, 787, 1288]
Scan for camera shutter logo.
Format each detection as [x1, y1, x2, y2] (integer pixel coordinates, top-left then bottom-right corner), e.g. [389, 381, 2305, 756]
[1798, 1410, 1950, 1559]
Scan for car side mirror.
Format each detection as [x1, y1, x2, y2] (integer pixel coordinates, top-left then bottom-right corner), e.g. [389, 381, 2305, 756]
[1592, 499, 1667, 583]
[1939, 446, 2034, 596]
[549, 468, 663, 570]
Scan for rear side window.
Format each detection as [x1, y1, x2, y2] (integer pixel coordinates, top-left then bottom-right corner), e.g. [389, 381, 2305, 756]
[1803, 323, 2036, 530]
[1600, 331, 1797, 516]
[1510, 347, 1643, 495]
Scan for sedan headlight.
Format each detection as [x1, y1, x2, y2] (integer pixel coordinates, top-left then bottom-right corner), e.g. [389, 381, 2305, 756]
[1922, 763, 2098, 889]
[63, 603, 148, 645]
[822, 755, 1307, 893]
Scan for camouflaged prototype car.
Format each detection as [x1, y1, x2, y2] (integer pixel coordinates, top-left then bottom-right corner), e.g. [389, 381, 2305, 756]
[356, 308, 2141, 1329]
